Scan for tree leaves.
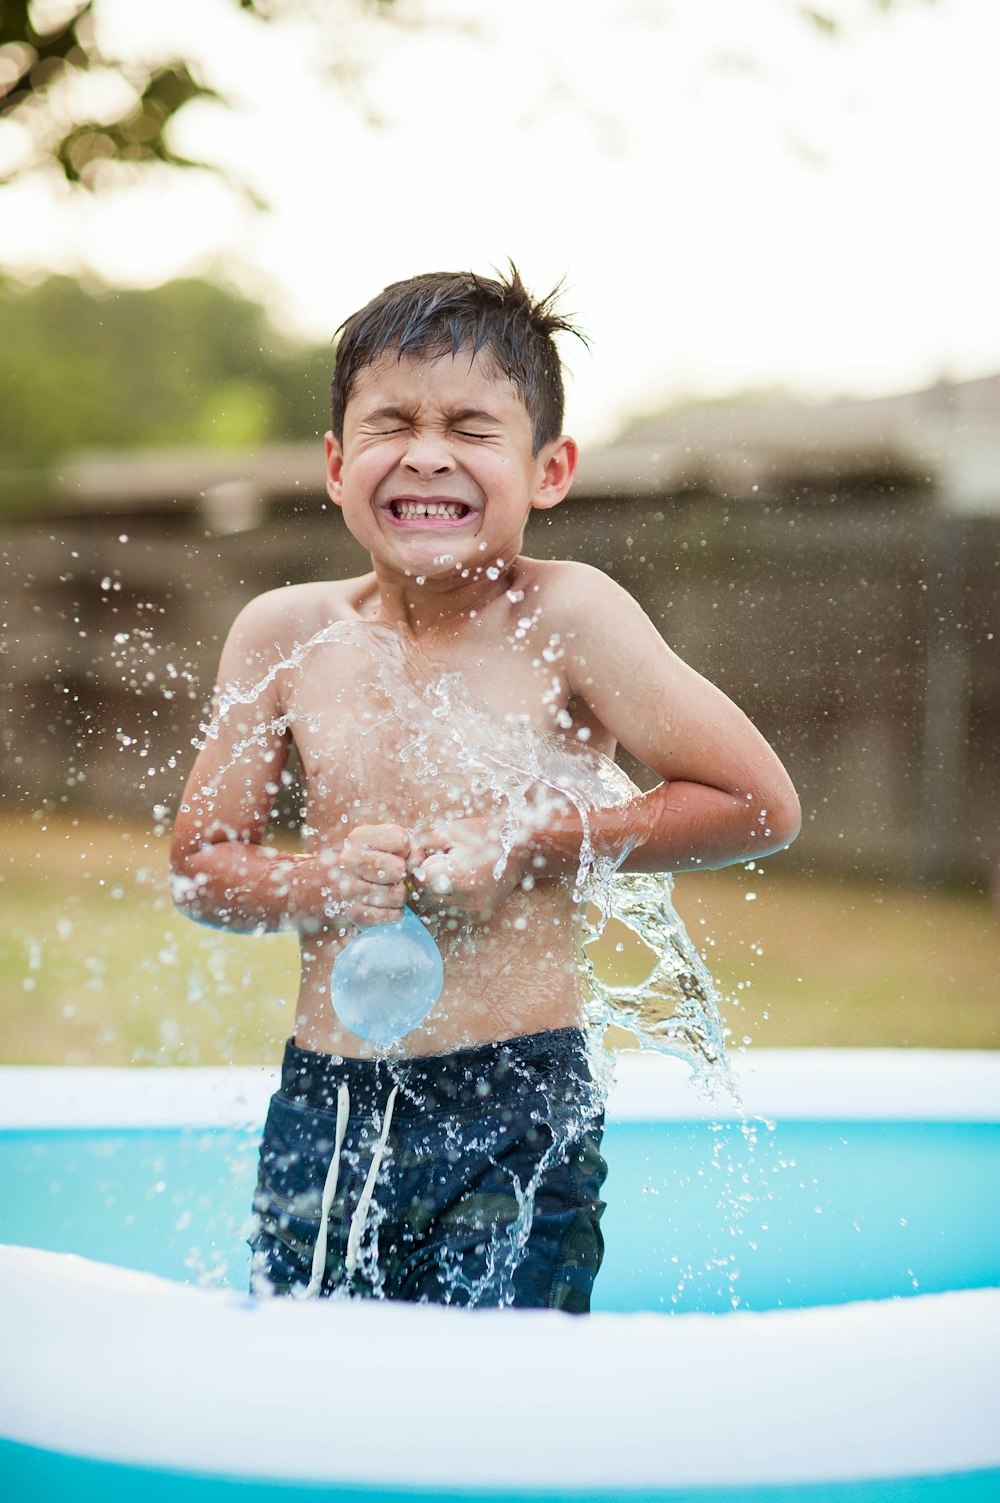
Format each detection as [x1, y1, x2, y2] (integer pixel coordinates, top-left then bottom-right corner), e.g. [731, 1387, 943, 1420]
[0, 276, 333, 476]
[0, 0, 396, 192]
[1, 2, 221, 187]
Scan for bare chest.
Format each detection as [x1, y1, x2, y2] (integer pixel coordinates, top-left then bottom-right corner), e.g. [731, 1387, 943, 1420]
[278, 629, 575, 829]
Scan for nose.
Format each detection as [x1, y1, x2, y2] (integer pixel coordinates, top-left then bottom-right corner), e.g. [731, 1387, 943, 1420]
[401, 430, 455, 479]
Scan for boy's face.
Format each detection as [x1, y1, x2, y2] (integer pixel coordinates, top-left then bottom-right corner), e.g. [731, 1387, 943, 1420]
[325, 349, 575, 582]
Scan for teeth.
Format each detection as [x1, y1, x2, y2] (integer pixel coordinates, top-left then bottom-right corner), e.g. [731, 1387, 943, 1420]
[394, 501, 467, 519]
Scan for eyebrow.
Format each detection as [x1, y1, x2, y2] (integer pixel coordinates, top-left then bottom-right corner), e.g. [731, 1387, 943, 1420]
[362, 405, 416, 425]
[360, 404, 502, 426]
[449, 408, 501, 425]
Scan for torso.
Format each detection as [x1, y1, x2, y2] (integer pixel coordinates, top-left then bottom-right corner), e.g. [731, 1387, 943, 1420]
[270, 561, 616, 1058]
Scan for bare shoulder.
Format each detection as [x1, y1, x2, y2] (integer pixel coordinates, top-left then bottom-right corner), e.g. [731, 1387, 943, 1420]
[516, 556, 645, 637]
[514, 556, 675, 715]
[219, 575, 375, 684]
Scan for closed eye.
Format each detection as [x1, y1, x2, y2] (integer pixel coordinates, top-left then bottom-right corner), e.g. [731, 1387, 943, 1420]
[359, 406, 415, 436]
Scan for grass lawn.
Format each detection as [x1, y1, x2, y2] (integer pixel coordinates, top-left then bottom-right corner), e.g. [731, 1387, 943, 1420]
[1, 812, 996, 1066]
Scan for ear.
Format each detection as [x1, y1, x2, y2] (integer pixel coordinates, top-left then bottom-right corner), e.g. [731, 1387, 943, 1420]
[324, 432, 345, 508]
[531, 436, 577, 513]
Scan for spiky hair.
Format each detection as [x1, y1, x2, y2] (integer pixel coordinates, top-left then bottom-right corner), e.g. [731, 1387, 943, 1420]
[330, 264, 584, 453]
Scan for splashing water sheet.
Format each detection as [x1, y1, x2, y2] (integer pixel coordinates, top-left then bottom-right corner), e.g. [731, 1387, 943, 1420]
[193, 619, 753, 1307]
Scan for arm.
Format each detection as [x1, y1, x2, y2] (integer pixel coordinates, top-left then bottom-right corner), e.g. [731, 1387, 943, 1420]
[410, 566, 800, 911]
[169, 593, 407, 934]
[528, 565, 801, 875]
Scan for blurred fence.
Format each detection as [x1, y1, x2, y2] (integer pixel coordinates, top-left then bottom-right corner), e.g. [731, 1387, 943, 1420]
[2, 384, 998, 886]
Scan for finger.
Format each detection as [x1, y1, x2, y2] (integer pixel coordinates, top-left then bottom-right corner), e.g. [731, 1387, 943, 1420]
[347, 902, 405, 928]
[418, 865, 455, 898]
[411, 819, 459, 855]
[353, 824, 411, 858]
[355, 852, 408, 885]
[366, 881, 408, 907]
[331, 870, 405, 904]
[407, 842, 429, 871]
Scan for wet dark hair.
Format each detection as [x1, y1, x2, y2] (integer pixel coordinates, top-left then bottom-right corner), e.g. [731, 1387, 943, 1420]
[330, 264, 585, 454]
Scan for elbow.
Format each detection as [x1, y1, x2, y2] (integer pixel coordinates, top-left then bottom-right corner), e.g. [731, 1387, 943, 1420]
[168, 835, 213, 924]
[169, 860, 209, 923]
[756, 784, 801, 857]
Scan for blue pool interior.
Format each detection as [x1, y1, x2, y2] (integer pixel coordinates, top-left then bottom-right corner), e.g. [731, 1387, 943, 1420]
[3, 1117, 998, 1312]
[2, 1440, 999, 1503]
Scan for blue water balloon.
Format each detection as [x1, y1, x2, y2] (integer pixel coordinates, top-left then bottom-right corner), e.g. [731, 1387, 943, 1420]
[329, 907, 444, 1045]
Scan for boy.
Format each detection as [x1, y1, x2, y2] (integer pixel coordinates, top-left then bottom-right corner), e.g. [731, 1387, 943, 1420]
[170, 267, 800, 1312]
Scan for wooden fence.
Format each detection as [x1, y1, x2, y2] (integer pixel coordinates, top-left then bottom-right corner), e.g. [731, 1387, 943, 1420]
[1, 439, 996, 886]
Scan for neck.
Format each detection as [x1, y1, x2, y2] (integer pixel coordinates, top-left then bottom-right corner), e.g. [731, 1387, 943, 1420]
[369, 555, 520, 637]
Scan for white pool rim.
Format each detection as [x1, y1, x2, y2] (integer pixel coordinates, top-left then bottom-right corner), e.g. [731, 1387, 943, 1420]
[1, 1049, 998, 1492]
[2, 1046, 999, 1129]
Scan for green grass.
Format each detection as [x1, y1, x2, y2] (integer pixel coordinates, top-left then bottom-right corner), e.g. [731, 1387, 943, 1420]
[1, 813, 996, 1066]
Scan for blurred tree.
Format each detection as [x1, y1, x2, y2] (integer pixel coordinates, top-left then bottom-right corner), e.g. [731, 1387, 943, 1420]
[0, 0, 398, 193]
[0, 275, 332, 468]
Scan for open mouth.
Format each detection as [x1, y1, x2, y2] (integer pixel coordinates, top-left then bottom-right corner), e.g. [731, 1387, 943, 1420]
[388, 499, 472, 523]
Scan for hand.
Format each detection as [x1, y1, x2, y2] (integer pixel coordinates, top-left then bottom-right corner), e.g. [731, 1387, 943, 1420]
[319, 824, 410, 929]
[408, 817, 526, 923]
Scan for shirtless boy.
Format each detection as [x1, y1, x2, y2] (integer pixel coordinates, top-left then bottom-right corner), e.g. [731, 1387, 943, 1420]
[170, 267, 800, 1311]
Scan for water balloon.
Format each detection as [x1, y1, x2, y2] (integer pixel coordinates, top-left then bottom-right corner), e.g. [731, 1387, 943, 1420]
[329, 906, 444, 1045]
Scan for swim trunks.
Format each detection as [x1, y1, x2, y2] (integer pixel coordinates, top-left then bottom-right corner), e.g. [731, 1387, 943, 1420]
[248, 1028, 608, 1312]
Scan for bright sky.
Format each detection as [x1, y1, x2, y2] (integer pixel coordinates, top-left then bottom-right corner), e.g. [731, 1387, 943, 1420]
[2, 0, 998, 443]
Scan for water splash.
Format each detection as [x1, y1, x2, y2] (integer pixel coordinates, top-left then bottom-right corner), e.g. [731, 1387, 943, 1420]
[200, 618, 745, 1304]
[206, 618, 732, 1088]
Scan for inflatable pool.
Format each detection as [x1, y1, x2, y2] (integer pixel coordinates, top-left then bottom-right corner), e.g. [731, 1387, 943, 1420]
[2, 1049, 998, 1500]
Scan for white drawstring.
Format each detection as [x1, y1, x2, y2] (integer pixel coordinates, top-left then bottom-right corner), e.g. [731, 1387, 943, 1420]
[306, 1082, 399, 1297]
[306, 1082, 350, 1298]
[345, 1085, 398, 1277]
